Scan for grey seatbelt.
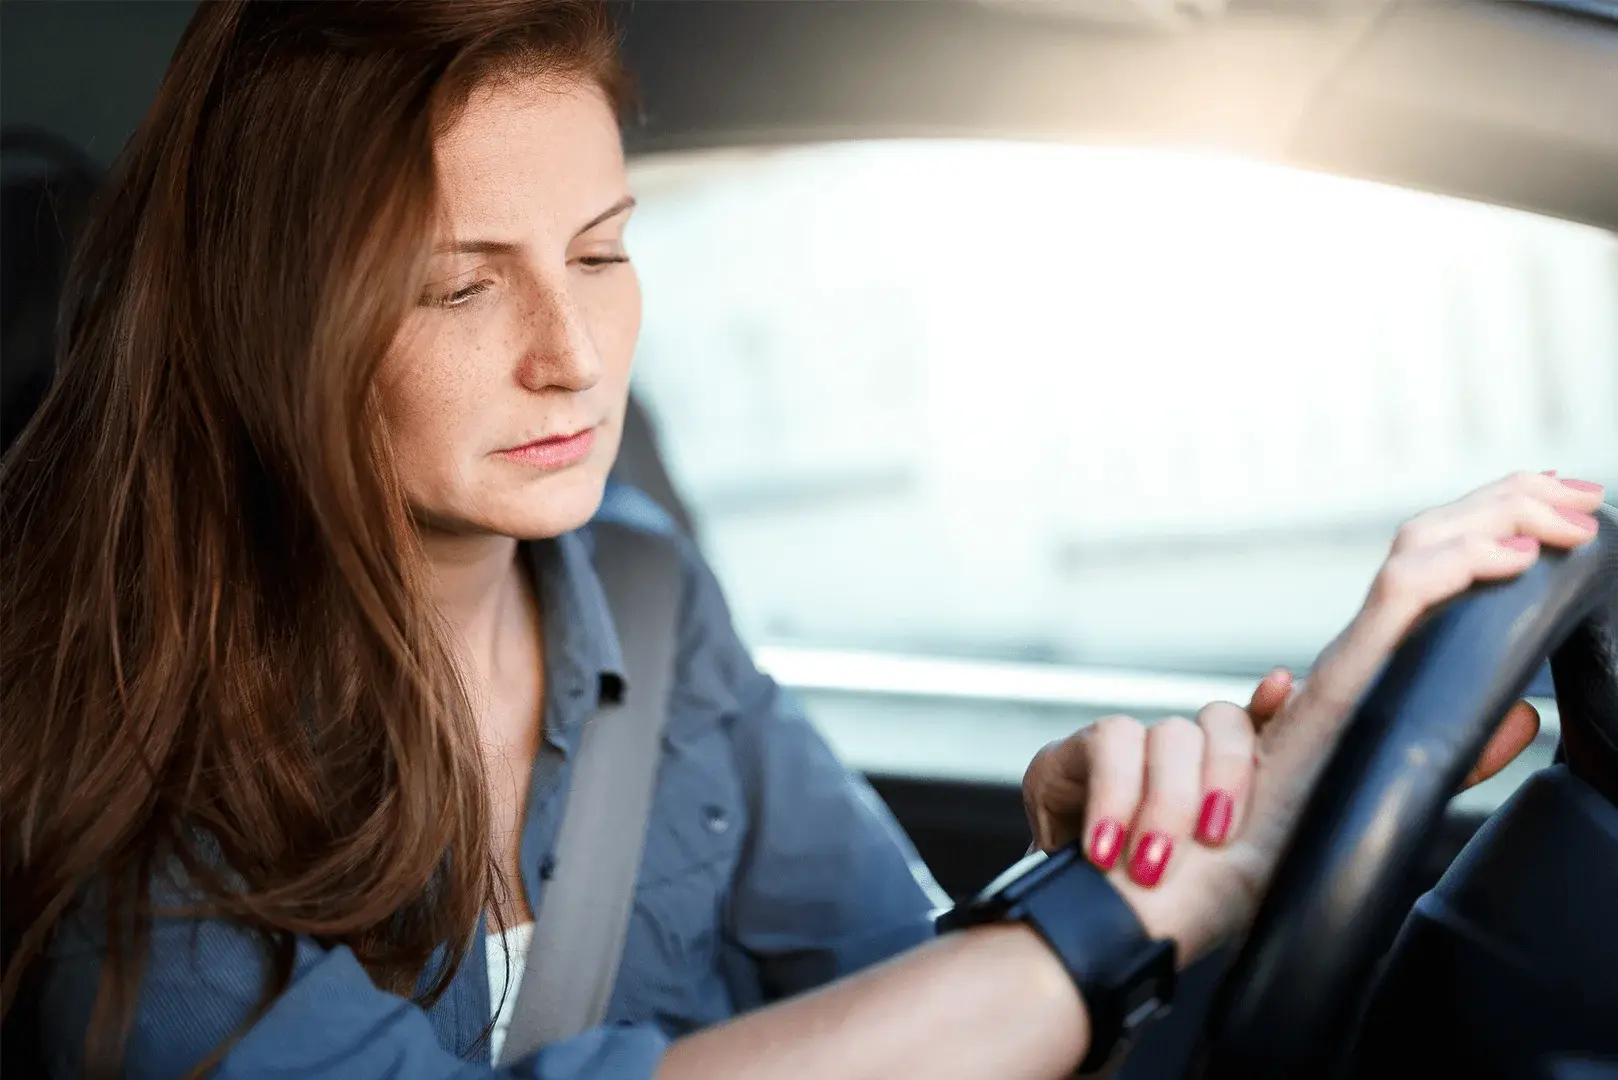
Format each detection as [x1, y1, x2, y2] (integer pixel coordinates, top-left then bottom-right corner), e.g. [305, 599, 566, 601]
[498, 522, 683, 1064]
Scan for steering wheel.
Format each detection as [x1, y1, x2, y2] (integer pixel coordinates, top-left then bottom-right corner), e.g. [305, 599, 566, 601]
[1195, 503, 1618, 1079]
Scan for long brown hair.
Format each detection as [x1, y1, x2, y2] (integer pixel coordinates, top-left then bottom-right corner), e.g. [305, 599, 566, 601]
[0, 1, 632, 1072]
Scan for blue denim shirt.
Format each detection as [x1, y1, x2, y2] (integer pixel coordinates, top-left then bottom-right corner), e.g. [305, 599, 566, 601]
[40, 488, 943, 1078]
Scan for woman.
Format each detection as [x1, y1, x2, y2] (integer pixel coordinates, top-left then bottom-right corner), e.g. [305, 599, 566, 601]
[0, 1, 1596, 1077]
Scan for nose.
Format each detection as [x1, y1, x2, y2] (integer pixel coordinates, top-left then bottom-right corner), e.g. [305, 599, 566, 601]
[516, 277, 604, 394]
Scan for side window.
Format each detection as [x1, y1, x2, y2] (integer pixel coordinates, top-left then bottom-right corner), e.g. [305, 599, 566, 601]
[625, 142, 1618, 808]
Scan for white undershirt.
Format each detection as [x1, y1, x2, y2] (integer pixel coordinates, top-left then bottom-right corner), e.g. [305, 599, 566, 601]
[487, 921, 536, 1064]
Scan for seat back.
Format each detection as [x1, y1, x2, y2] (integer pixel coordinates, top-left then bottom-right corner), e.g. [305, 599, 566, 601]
[610, 394, 697, 536]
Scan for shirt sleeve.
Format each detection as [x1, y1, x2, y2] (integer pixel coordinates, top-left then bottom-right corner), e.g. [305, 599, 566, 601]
[671, 539, 948, 1001]
[39, 904, 669, 1080]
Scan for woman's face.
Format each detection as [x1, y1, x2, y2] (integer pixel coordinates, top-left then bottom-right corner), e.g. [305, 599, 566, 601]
[381, 77, 640, 541]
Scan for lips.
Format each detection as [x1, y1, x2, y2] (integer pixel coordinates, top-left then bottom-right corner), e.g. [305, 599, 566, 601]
[497, 426, 597, 470]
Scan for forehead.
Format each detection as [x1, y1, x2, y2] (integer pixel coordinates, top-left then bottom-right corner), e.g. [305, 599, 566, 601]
[433, 77, 626, 234]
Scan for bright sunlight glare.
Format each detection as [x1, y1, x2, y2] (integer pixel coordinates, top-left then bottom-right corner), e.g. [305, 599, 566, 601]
[627, 141, 1618, 673]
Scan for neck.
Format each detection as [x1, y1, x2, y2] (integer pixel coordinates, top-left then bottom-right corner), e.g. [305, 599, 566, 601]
[418, 529, 529, 680]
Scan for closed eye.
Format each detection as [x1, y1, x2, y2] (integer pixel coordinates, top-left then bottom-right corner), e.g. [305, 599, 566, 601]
[577, 255, 630, 272]
[422, 280, 491, 308]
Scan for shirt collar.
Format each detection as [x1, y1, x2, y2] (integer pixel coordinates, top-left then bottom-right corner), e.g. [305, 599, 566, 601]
[524, 529, 626, 730]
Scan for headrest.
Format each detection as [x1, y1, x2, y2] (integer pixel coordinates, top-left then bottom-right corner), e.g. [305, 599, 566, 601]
[0, 126, 102, 455]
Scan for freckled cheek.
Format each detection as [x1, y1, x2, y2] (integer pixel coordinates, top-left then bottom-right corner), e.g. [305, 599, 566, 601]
[378, 338, 496, 487]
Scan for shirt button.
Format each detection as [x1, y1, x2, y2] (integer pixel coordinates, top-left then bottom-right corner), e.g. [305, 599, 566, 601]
[701, 805, 730, 835]
[539, 854, 558, 880]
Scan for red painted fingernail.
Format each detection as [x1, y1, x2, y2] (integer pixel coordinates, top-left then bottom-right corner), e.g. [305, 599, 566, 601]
[1089, 818, 1124, 871]
[1128, 831, 1173, 888]
[1500, 534, 1538, 552]
[1197, 791, 1235, 846]
[1560, 478, 1603, 493]
[1557, 507, 1600, 530]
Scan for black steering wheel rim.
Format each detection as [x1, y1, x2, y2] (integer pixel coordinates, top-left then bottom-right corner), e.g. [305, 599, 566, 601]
[1196, 503, 1618, 1079]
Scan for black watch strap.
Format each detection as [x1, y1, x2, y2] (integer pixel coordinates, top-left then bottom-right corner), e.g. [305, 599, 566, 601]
[935, 843, 1177, 1074]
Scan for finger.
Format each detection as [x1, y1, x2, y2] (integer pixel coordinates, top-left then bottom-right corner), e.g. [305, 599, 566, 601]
[1388, 471, 1603, 557]
[1194, 702, 1258, 847]
[1463, 700, 1541, 789]
[1124, 718, 1205, 889]
[1246, 668, 1294, 726]
[1024, 736, 1087, 852]
[1078, 716, 1146, 871]
[1367, 527, 1573, 644]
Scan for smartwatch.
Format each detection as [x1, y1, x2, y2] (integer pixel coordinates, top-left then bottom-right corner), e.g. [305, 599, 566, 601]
[935, 842, 1177, 1074]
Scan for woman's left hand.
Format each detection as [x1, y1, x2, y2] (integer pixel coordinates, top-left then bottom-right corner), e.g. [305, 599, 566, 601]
[1022, 667, 1540, 855]
[1020, 468, 1608, 964]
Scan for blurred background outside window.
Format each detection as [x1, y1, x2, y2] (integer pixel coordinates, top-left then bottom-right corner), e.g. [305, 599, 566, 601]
[625, 141, 1618, 797]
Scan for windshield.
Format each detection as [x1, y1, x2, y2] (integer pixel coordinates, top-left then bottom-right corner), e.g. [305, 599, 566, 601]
[625, 140, 1618, 790]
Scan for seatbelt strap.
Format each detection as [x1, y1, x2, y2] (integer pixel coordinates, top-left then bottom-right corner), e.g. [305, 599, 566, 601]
[497, 521, 683, 1064]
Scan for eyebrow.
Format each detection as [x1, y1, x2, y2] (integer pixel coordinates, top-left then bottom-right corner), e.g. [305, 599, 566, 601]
[433, 195, 638, 256]
[577, 195, 637, 236]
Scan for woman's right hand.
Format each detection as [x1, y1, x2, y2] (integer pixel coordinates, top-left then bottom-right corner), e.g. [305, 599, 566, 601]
[1066, 470, 1606, 961]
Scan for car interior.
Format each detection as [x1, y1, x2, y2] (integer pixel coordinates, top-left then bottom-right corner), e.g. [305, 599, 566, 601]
[3, 1, 1616, 1077]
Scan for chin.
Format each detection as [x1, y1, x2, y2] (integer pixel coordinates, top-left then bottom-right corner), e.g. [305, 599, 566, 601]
[498, 465, 610, 539]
